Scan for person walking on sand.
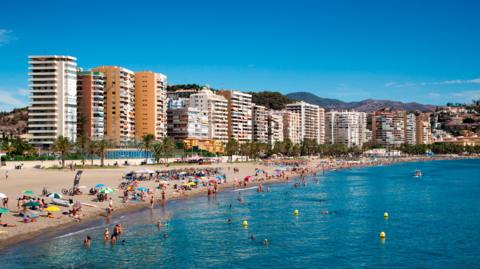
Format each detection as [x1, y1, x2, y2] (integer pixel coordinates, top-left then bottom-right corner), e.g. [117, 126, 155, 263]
[5, 170, 8, 181]
[150, 195, 154, 208]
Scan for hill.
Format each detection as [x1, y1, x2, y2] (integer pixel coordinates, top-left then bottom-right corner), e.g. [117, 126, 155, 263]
[0, 107, 28, 138]
[286, 92, 435, 112]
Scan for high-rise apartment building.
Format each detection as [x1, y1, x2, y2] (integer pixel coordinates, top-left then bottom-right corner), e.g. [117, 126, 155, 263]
[189, 87, 228, 143]
[91, 66, 135, 146]
[268, 111, 284, 145]
[325, 111, 367, 147]
[406, 113, 416, 145]
[282, 110, 301, 144]
[134, 71, 167, 140]
[167, 99, 208, 140]
[77, 71, 105, 140]
[217, 90, 253, 143]
[28, 55, 77, 149]
[416, 113, 432, 145]
[372, 109, 410, 148]
[286, 101, 324, 144]
[252, 105, 269, 143]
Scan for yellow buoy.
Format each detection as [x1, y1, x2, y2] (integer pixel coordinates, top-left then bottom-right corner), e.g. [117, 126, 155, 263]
[379, 231, 386, 239]
[242, 220, 248, 227]
[293, 209, 299, 216]
[384, 212, 389, 219]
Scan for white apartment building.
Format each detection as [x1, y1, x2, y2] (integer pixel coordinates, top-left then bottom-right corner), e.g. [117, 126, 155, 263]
[189, 87, 228, 143]
[252, 105, 269, 143]
[406, 113, 416, 145]
[282, 110, 301, 144]
[268, 111, 284, 145]
[28, 55, 77, 149]
[286, 101, 324, 144]
[218, 90, 253, 143]
[325, 111, 367, 147]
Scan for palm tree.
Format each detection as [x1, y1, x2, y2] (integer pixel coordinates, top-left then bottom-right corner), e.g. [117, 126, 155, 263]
[53, 136, 71, 168]
[139, 134, 155, 163]
[161, 137, 176, 164]
[76, 135, 90, 166]
[152, 142, 163, 164]
[94, 139, 110, 167]
[225, 138, 238, 162]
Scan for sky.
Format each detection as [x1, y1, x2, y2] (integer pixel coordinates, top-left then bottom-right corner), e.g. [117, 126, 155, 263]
[0, 0, 479, 111]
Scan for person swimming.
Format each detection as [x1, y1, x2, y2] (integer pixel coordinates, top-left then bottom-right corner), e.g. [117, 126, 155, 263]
[84, 236, 91, 249]
[227, 218, 232, 224]
[163, 232, 168, 239]
[263, 239, 269, 246]
[250, 234, 255, 240]
[157, 221, 162, 230]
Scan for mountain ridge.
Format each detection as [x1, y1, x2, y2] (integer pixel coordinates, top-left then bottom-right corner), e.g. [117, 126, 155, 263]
[286, 92, 436, 112]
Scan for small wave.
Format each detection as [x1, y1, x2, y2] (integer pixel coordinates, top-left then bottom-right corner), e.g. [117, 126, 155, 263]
[232, 186, 257, 192]
[55, 226, 101, 239]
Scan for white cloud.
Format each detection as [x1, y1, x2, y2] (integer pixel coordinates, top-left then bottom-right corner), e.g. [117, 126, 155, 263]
[385, 78, 480, 88]
[451, 90, 480, 101]
[0, 29, 14, 46]
[0, 88, 28, 112]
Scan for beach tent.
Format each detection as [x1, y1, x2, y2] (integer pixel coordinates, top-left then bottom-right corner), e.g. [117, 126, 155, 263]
[23, 201, 40, 207]
[47, 193, 63, 199]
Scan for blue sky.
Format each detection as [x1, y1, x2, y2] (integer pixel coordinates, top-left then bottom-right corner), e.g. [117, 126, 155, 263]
[0, 0, 479, 111]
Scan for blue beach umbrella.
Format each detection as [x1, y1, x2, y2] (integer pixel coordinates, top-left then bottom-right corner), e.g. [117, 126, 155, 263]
[136, 187, 149, 192]
[95, 184, 105, 189]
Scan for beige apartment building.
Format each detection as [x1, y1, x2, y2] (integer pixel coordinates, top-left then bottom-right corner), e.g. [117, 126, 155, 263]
[416, 113, 432, 144]
[268, 111, 284, 145]
[91, 66, 135, 146]
[252, 105, 269, 143]
[282, 110, 301, 144]
[286, 101, 325, 144]
[189, 87, 229, 143]
[134, 71, 167, 140]
[217, 90, 253, 143]
[325, 111, 367, 147]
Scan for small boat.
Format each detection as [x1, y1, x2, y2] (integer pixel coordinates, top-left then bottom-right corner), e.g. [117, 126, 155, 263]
[414, 169, 422, 178]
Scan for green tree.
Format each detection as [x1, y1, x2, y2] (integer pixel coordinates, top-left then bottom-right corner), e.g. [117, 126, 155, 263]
[225, 138, 239, 162]
[93, 139, 111, 167]
[161, 137, 176, 164]
[152, 142, 163, 164]
[53, 136, 71, 168]
[139, 134, 155, 162]
[76, 135, 90, 166]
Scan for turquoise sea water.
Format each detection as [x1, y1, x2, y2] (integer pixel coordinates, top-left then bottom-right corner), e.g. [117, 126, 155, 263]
[1, 159, 480, 268]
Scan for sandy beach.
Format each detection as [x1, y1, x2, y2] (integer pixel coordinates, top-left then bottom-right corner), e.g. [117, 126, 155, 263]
[0, 155, 474, 249]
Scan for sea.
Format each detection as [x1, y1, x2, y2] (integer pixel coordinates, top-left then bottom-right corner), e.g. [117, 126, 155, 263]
[1, 159, 479, 268]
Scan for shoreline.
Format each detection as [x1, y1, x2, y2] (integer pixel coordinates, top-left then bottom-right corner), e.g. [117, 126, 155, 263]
[0, 155, 477, 250]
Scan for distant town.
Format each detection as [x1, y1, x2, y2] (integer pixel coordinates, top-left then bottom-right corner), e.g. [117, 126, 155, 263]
[1, 55, 480, 161]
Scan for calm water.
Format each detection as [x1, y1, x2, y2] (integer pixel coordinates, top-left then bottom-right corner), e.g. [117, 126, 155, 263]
[1, 159, 480, 268]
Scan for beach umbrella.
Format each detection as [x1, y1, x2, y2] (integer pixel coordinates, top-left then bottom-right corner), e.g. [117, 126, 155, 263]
[100, 188, 114, 194]
[216, 175, 223, 180]
[186, 182, 196, 186]
[0, 207, 9, 214]
[209, 179, 217, 183]
[47, 193, 63, 199]
[45, 206, 60, 212]
[159, 180, 168, 185]
[23, 201, 40, 207]
[0, 193, 7, 199]
[95, 184, 105, 189]
[136, 187, 149, 192]
[22, 189, 35, 195]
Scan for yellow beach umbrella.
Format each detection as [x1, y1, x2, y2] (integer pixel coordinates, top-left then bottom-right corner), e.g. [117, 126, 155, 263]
[45, 206, 60, 212]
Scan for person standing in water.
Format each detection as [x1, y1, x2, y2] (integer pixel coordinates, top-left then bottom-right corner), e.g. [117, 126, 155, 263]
[103, 228, 110, 242]
[84, 236, 91, 249]
[150, 195, 154, 208]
